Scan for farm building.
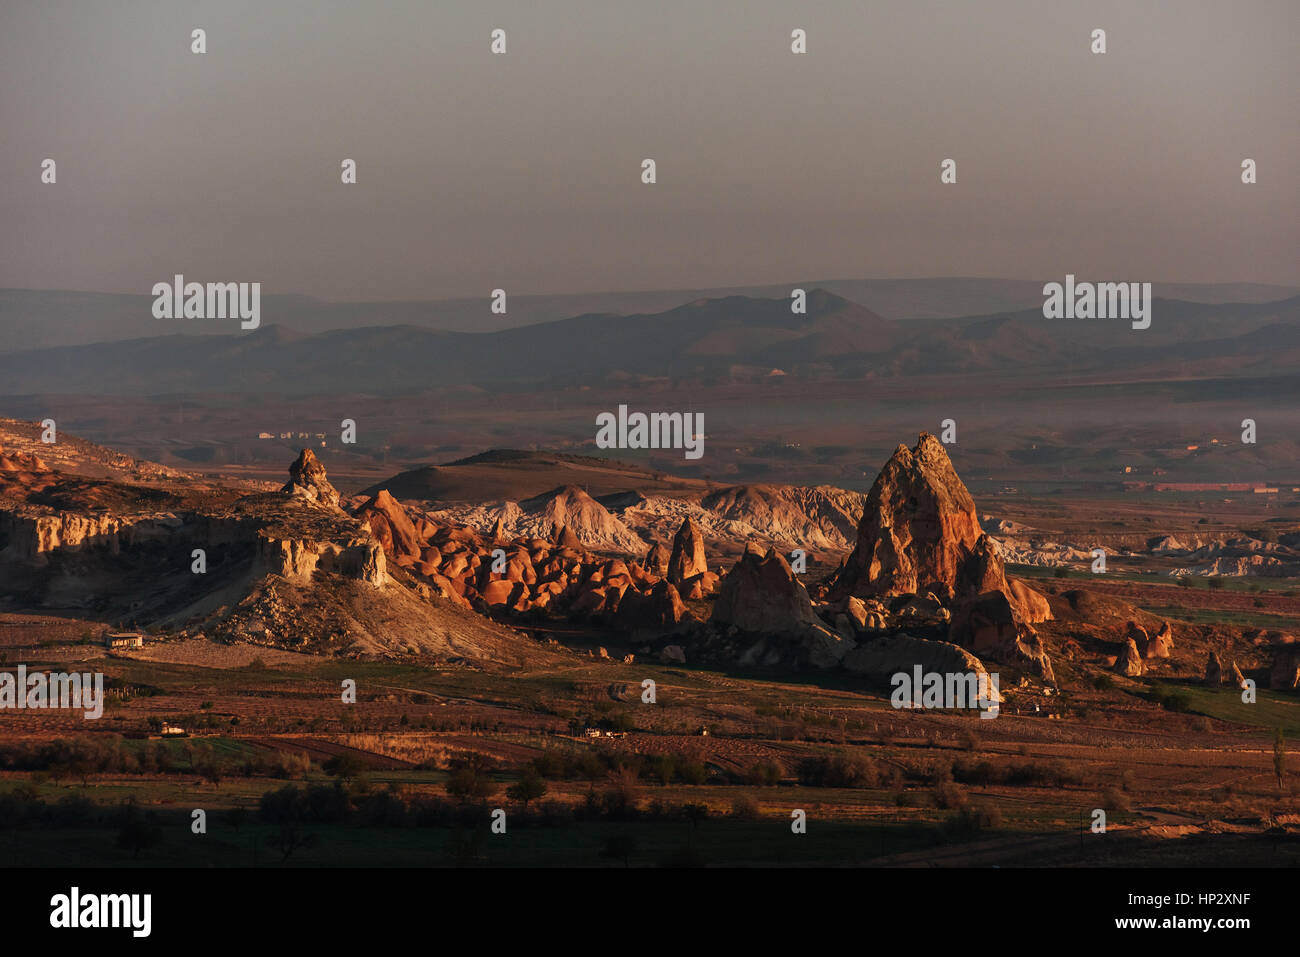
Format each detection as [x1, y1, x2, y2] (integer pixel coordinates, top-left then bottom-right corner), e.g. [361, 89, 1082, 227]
[104, 632, 144, 649]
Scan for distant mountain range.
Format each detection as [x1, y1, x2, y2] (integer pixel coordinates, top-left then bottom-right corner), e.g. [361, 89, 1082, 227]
[2, 287, 1298, 396]
[2, 278, 1296, 352]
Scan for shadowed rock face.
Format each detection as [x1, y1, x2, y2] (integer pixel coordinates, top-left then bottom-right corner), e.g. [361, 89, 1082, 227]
[281, 449, 340, 508]
[949, 589, 1056, 682]
[643, 542, 670, 576]
[1206, 651, 1224, 684]
[712, 543, 820, 634]
[614, 578, 690, 632]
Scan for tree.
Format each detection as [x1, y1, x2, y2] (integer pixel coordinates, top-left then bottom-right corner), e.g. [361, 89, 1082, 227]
[600, 833, 637, 867]
[1275, 728, 1287, 792]
[445, 754, 498, 803]
[683, 803, 709, 832]
[322, 753, 364, 786]
[505, 770, 547, 809]
[114, 802, 162, 859]
[268, 823, 316, 863]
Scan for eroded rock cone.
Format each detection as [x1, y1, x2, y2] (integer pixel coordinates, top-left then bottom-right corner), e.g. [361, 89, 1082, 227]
[1144, 622, 1174, 659]
[643, 542, 670, 576]
[552, 523, 582, 550]
[281, 449, 340, 508]
[356, 489, 422, 563]
[1230, 661, 1248, 690]
[1205, 651, 1224, 685]
[712, 543, 820, 634]
[825, 433, 1049, 623]
[1113, 637, 1144, 677]
[667, 517, 708, 585]
[828, 433, 985, 599]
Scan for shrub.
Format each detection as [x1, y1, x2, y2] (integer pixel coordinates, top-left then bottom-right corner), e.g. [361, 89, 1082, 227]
[796, 755, 878, 788]
[932, 781, 967, 810]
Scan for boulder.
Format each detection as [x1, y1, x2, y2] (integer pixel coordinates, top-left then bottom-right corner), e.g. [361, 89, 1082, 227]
[843, 635, 1002, 703]
[660, 644, 686, 665]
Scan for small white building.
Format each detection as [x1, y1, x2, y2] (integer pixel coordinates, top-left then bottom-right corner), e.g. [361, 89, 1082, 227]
[105, 632, 144, 649]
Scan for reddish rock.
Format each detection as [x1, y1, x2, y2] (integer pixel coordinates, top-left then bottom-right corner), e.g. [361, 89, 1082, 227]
[1113, 637, 1144, 677]
[281, 449, 341, 508]
[356, 489, 423, 561]
[949, 589, 1055, 682]
[667, 517, 708, 586]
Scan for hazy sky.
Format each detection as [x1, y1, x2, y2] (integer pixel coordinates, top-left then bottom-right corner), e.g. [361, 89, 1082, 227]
[1, 0, 1296, 301]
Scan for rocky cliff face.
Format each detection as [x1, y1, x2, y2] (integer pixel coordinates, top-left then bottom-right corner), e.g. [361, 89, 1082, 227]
[255, 533, 387, 587]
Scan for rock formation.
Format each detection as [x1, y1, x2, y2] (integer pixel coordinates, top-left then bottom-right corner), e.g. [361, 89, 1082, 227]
[281, 449, 341, 508]
[1206, 651, 1224, 685]
[842, 635, 1002, 702]
[714, 544, 853, 669]
[828, 434, 989, 599]
[667, 517, 708, 584]
[712, 543, 820, 634]
[613, 579, 690, 632]
[643, 542, 670, 576]
[1142, 621, 1174, 659]
[1113, 637, 1144, 677]
[1269, 646, 1300, 691]
[949, 589, 1055, 682]
[356, 490, 423, 564]
[825, 433, 1050, 623]
[1230, 660, 1248, 690]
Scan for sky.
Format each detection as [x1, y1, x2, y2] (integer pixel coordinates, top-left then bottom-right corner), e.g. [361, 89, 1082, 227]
[1, 0, 1296, 301]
